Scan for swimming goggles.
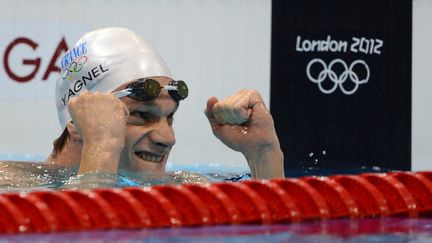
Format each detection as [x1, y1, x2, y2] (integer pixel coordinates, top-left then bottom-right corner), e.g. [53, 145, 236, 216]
[113, 78, 188, 102]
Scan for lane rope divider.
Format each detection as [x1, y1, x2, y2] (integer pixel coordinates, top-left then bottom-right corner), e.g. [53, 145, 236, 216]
[0, 171, 431, 233]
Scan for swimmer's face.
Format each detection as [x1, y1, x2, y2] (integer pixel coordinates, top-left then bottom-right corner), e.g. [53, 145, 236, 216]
[116, 76, 178, 178]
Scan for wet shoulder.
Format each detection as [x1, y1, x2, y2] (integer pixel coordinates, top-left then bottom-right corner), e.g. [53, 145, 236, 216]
[0, 161, 70, 189]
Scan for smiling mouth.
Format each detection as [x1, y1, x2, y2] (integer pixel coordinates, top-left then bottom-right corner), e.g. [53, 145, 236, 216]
[135, 151, 164, 163]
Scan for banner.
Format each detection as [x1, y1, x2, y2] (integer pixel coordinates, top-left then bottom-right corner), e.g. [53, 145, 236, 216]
[0, 22, 87, 99]
[271, 0, 412, 173]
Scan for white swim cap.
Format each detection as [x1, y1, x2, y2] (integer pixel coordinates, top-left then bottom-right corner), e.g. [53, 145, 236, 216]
[55, 27, 172, 129]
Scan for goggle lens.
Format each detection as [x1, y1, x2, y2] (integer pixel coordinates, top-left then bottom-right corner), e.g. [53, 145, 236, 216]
[128, 78, 161, 101]
[168, 80, 188, 101]
[114, 78, 188, 102]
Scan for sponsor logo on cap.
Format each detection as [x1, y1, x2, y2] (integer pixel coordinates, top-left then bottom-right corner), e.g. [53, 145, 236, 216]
[61, 42, 88, 81]
[61, 42, 87, 69]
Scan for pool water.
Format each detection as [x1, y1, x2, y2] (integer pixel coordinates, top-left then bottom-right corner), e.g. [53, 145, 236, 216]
[0, 161, 252, 191]
[2, 218, 432, 242]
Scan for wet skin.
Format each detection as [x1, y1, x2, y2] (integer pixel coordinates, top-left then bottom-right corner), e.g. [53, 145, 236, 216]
[117, 77, 178, 179]
[66, 77, 284, 180]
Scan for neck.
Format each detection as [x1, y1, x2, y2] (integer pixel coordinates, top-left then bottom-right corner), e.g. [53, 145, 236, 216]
[46, 140, 82, 169]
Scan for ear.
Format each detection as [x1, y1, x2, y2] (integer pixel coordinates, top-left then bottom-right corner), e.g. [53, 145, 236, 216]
[66, 122, 82, 143]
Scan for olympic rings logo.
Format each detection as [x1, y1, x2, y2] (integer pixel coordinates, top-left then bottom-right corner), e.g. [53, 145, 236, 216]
[61, 56, 88, 81]
[306, 58, 370, 95]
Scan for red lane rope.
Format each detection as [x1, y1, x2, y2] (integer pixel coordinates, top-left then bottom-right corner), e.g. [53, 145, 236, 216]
[0, 171, 431, 234]
[273, 179, 330, 220]
[331, 175, 390, 217]
[390, 172, 432, 216]
[301, 176, 359, 218]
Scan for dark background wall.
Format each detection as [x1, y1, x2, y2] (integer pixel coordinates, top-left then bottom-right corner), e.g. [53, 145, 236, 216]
[270, 0, 412, 175]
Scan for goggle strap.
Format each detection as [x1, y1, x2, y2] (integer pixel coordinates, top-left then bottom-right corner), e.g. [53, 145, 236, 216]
[113, 87, 178, 98]
[113, 88, 132, 98]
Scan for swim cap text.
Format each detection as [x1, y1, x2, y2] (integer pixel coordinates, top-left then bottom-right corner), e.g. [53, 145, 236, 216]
[60, 64, 109, 106]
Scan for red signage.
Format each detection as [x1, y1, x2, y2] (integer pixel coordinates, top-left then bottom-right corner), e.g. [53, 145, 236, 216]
[3, 37, 69, 83]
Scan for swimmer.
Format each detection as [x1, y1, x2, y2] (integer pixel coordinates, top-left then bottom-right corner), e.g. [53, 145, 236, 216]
[5, 27, 284, 187]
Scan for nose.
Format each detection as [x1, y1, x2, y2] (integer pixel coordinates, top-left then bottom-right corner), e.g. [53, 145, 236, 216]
[149, 119, 176, 149]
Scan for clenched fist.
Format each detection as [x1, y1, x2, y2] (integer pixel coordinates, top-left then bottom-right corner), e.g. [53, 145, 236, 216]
[205, 90, 284, 179]
[67, 91, 129, 174]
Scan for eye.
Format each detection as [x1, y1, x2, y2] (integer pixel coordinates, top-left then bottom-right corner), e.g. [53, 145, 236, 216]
[129, 111, 151, 125]
[130, 111, 149, 119]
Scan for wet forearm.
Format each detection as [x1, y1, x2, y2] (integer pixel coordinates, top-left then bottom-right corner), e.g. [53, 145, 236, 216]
[244, 145, 285, 179]
[78, 141, 122, 175]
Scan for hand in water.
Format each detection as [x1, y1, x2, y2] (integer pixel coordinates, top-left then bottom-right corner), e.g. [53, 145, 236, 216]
[204, 90, 284, 179]
[67, 91, 129, 174]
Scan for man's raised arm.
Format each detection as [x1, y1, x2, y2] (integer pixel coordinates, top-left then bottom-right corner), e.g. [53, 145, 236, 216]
[204, 90, 284, 179]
